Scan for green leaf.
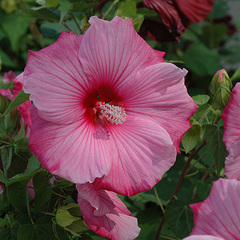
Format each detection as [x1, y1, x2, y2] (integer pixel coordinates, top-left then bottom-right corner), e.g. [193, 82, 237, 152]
[182, 123, 202, 153]
[18, 9, 59, 21]
[59, 0, 73, 23]
[183, 43, 221, 76]
[18, 217, 56, 240]
[45, 0, 59, 8]
[7, 155, 40, 185]
[71, 1, 98, 12]
[2, 90, 30, 117]
[56, 203, 88, 236]
[165, 200, 194, 239]
[33, 172, 52, 207]
[0, 48, 16, 67]
[0, 169, 9, 183]
[115, 0, 136, 18]
[7, 181, 27, 212]
[192, 95, 210, 106]
[231, 67, 240, 81]
[0, 16, 32, 50]
[204, 124, 227, 175]
[132, 14, 144, 32]
[1, 147, 13, 174]
[0, 226, 18, 240]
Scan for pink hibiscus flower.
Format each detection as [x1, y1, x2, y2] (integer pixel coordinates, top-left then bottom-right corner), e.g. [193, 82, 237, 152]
[222, 83, 240, 179]
[142, 0, 214, 40]
[23, 16, 197, 196]
[77, 182, 140, 240]
[185, 178, 240, 240]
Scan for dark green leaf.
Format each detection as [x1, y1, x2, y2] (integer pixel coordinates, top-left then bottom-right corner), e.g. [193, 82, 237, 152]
[1, 147, 13, 173]
[7, 181, 27, 212]
[165, 200, 194, 238]
[2, 90, 30, 117]
[33, 172, 52, 207]
[204, 124, 227, 175]
[59, 0, 73, 23]
[183, 43, 221, 76]
[115, 0, 136, 18]
[0, 16, 32, 50]
[18, 9, 59, 21]
[0, 169, 10, 184]
[7, 155, 40, 185]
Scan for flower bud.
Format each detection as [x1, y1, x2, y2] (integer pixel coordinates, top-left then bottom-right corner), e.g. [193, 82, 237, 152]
[210, 69, 232, 94]
[0, 95, 9, 114]
[213, 86, 232, 108]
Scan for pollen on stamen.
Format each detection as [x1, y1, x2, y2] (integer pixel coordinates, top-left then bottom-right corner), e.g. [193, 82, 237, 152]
[99, 103, 126, 125]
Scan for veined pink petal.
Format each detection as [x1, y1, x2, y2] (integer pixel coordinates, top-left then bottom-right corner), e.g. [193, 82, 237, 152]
[29, 106, 112, 184]
[77, 183, 140, 240]
[222, 83, 240, 150]
[95, 115, 177, 196]
[23, 32, 90, 125]
[184, 235, 224, 240]
[189, 178, 240, 239]
[222, 83, 240, 179]
[224, 139, 240, 180]
[174, 0, 214, 23]
[119, 63, 198, 151]
[79, 16, 165, 90]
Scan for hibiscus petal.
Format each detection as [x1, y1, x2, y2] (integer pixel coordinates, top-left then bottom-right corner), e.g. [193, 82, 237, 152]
[29, 106, 112, 183]
[184, 235, 224, 240]
[119, 62, 197, 151]
[222, 83, 240, 150]
[77, 183, 140, 240]
[23, 31, 89, 125]
[0, 88, 13, 100]
[79, 16, 164, 90]
[190, 178, 240, 239]
[175, 0, 214, 23]
[95, 115, 177, 196]
[224, 138, 240, 180]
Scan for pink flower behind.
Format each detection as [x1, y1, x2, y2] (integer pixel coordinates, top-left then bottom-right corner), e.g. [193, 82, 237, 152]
[2, 70, 17, 83]
[222, 83, 240, 179]
[23, 16, 197, 196]
[77, 182, 140, 240]
[186, 178, 240, 239]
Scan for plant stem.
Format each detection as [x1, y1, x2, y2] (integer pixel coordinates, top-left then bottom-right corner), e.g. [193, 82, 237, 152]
[154, 139, 206, 240]
[70, 13, 83, 34]
[154, 186, 165, 213]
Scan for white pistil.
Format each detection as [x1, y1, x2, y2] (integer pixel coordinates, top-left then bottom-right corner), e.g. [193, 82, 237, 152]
[99, 103, 126, 125]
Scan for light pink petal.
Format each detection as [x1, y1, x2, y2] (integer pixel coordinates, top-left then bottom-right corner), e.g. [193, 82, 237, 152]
[29, 106, 112, 184]
[175, 0, 214, 23]
[222, 83, 240, 150]
[95, 115, 177, 196]
[77, 183, 140, 240]
[23, 31, 90, 125]
[184, 235, 224, 240]
[0, 88, 13, 100]
[190, 178, 240, 239]
[224, 138, 240, 180]
[119, 63, 198, 151]
[27, 179, 35, 199]
[79, 16, 164, 90]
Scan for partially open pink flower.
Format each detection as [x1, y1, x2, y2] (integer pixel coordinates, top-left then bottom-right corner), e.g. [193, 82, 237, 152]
[222, 83, 240, 179]
[142, 0, 214, 40]
[23, 16, 197, 196]
[2, 70, 17, 83]
[187, 178, 240, 239]
[77, 182, 140, 240]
